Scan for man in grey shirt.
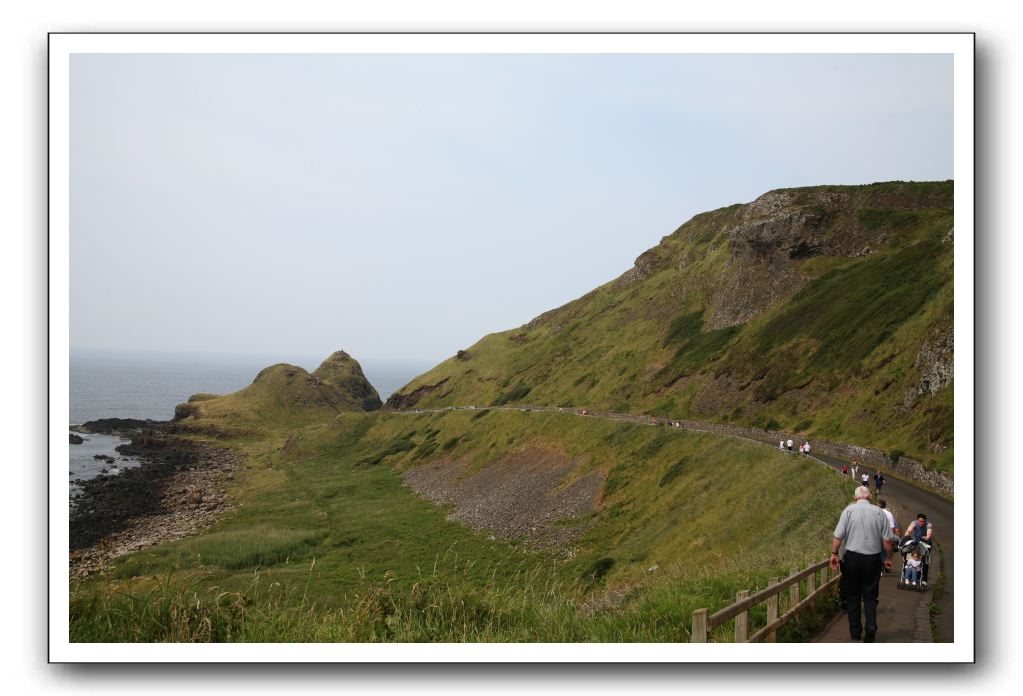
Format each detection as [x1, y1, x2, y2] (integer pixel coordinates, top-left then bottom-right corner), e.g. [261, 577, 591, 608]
[830, 486, 897, 642]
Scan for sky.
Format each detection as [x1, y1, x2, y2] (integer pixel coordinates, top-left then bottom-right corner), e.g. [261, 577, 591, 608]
[70, 52, 953, 366]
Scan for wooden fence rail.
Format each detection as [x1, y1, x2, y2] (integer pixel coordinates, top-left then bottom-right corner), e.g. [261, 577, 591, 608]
[691, 559, 841, 643]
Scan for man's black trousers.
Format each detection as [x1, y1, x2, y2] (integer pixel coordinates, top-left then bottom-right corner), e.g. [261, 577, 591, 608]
[840, 550, 882, 638]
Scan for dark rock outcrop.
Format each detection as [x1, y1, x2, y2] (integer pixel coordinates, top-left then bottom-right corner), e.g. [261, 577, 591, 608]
[69, 433, 84, 444]
[385, 377, 451, 410]
[76, 418, 170, 434]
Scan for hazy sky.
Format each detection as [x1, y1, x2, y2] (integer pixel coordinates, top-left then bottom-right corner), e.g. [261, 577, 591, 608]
[70, 53, 953, 365]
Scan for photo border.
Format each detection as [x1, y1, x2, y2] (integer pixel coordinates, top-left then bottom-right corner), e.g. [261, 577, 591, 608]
[49, 31, 975, 663]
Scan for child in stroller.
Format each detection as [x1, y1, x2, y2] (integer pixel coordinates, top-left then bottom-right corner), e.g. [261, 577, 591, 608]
[903, 550, 924, 586]
[897, 537, 930, 592]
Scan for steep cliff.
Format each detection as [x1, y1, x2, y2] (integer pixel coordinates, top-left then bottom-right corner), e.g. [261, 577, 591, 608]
[387, 181, 955, 473]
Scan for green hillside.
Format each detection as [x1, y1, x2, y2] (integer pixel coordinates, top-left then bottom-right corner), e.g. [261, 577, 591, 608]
[72, 405, 850, 642]
[388, 181, 955, 474]
[70, 181, 955, 642]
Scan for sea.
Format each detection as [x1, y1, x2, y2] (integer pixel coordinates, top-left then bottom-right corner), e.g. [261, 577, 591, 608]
[68, 350, 433, 494]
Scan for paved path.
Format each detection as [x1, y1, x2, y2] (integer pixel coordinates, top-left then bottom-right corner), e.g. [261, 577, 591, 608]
[394, 404, 954, 642]
[700, 427, 954, 642]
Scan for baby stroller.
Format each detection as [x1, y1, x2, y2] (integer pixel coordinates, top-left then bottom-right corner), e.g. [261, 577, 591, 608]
[896, 536, 931, 592]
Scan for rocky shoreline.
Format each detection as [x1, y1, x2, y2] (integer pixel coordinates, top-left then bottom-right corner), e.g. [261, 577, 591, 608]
[70, 427, 239, 581]
[71, 417, 171, 434]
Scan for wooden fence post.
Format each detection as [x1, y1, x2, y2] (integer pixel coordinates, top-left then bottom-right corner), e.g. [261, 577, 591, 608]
[766, 578, 779, 643]
[692, 608, 708, 643]
[735, 590, 749, 643]
[807, 568, 816, 596]
[790, 568, 800, 613]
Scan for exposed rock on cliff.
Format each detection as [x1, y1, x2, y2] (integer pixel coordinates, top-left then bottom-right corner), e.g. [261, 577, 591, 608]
[905, 327, 954, 407]
[385, 377, 450, 410]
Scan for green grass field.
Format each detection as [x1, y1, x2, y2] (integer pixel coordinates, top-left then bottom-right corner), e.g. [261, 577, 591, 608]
[71, 408, 853, 642]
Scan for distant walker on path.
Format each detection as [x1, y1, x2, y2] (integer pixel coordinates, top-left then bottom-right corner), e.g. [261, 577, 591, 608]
[874, 471, 885, 494]
[831, 486, 897, 643]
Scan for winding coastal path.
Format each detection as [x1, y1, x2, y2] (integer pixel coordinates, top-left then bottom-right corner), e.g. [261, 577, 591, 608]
[393, 403, 954, 643]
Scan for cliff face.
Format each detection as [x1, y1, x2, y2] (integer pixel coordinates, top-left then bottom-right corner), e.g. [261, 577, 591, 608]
[387, 181, 955, 473]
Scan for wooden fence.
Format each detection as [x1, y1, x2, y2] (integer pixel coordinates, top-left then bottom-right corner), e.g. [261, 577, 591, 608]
[691, 559, 841, 642]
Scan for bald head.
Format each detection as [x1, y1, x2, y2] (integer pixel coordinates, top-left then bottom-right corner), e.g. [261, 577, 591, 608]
[854, 485, 872, 501]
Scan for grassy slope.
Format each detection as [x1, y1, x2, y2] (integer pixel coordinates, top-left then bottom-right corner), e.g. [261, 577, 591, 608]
[390, 181, 955, 474]
[71, 182, 954, 641]
[71, 403, 851, 642]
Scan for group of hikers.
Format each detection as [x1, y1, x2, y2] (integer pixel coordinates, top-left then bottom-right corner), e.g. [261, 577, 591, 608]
[779, 438, 811, 454]
[830, 477, 936, 642]
[839, 460, 887, 494]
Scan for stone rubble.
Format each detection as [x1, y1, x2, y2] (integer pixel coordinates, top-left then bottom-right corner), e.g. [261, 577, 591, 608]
[402, 446, 603, 553]
[69, 440, 240, 581]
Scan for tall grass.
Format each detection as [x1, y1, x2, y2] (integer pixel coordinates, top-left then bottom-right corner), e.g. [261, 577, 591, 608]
[71, 554, 838, 643]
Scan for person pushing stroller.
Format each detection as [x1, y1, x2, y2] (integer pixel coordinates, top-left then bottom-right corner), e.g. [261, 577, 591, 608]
[903, 514, 935, 587]
[896, 536, 931, 592]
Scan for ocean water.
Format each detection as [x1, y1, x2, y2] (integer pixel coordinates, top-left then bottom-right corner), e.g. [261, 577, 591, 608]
[70, 350, 432, 423]
[68, 350, 434, 490]
[68, 432, 144, 497]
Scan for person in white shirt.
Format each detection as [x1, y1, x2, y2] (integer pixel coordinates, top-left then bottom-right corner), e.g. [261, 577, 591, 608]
[878, 500, 900, 573]
[830, 486, 897, 642]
